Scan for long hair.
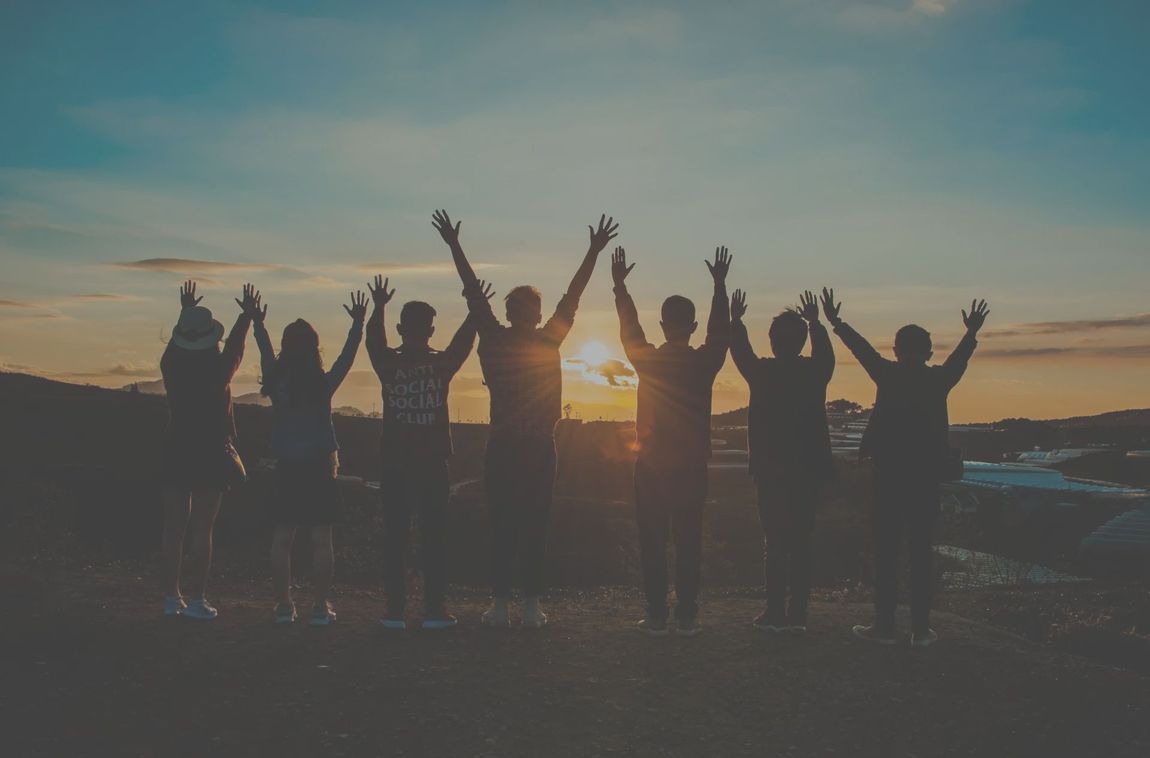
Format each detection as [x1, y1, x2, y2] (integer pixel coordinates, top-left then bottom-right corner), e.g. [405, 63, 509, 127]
[261, 319, 328, 408]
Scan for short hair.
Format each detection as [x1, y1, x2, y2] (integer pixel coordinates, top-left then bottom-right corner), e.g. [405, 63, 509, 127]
[504, 285, 542, 309]
[894, 324, 932, 356]
[399, 301, 436, 328]
[660, 295, 695, 327]
[769, 310, 808, 355]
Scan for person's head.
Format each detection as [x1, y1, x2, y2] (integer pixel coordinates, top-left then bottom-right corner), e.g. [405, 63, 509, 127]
[660, 295, 697, 343]
[769, 310, 808, 358]
[894, 324, 933, 364]
[505, 285, 543, 328]
[261, 318, 327, 405]
[397, 301, 436, 347]
[171, 306, 224, 353]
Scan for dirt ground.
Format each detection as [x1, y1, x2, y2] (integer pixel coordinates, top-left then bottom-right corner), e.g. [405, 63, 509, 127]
[2, 568, 1148, 758]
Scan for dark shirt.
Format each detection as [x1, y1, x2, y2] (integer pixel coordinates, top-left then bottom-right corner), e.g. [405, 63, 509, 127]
[365, 311, 477, 460]
[731, 319, 834, 480]
[465, 286, 578, 441]
[834, 321, 977, 475]
[160, 312, 251, 450]
[615, 283, 730, 464]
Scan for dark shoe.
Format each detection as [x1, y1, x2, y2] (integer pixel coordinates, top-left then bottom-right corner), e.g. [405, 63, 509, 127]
[910, 628, 938, 648]
[675, 618, 703, 637]
[852, 623, 899, 645]
[636, 618, 670, 637]
[752, 611, 786, 633]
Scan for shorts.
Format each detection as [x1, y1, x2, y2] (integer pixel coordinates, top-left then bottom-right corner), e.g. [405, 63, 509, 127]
[160, 439, 246, 492]
[270, 453, 342, 527]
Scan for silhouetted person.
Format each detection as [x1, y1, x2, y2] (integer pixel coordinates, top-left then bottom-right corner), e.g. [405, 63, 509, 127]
[433, 209, 618, 628]
[255, 291, 367, 626]
[730, 289, 834, 633]
[612, 246, 731, 636]
[823, 289, 989, 647]
[365, 274, 485, 631]
[158, 281, 258, 620]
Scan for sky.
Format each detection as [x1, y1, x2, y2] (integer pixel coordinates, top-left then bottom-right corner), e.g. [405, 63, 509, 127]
[1, 0, 1148, 423]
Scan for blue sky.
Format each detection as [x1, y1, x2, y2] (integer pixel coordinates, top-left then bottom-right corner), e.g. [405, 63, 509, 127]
[2, 0, 1148, 420]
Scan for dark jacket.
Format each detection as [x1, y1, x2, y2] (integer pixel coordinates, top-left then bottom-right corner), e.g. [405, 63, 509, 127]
[160, 312, 251, 450]
[615, 282, 730, 465]
[366, 309, 477, 460]
[731, 318, 834, 480]
[834, 321, 977, 477]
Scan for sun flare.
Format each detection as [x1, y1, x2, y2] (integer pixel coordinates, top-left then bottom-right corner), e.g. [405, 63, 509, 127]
[577, 340, 612, 368]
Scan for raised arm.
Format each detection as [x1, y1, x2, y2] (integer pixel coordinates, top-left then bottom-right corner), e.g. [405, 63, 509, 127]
[942, 299, 989, 389]
[222, 283, 261, 382]
[443, 313, 479, 376]
[610, 247, 655, 367]
[822, 287, 887, 383]
[365, 274, 396, 377]
[328, 291, 367, 393]
[699, 246, 732, 372]
[729, 289, 759, 381]
[432, 209, 479, 291]
[540, 215, 620, 345]
[798, 289, 834, 383]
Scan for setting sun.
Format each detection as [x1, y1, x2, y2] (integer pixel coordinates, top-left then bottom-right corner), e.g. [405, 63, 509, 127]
[577, 340, 612, 368]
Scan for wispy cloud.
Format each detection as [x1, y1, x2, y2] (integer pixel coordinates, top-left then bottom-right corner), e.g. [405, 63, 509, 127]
[112, 258, 286, 274]
[564, 357, 637, 388]
[985, 313, 1150, 338]
[0, 299, 37, 308]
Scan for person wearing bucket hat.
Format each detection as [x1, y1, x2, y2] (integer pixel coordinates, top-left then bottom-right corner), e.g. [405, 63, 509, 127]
[159, 280, 262, 621]
[255, 290, 366, 626]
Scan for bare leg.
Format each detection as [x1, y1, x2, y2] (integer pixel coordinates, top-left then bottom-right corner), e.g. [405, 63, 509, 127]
[160, 490, 191, 598]
[183, 491, 222, 600]
[310, 525, 334, 608]
[271, 525, 297, 605]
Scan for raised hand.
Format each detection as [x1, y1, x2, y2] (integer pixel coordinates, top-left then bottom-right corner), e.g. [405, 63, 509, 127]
[611, 246, 635, 286]
[431, 209, 461, 246]
[821, 287, 842, 325]
[234, 283, 266, 322]
[705, 246, 732, 284]
[475, 279, 496, 301]
[588, 214, 619, 255]
[180, 280, 202, 308]
[798, 290, 819, 322]
[344, 291, 368, 321]
[962, 298, 990, 334]
[731, 289, 748, 321]
[368, 274, 396, 307]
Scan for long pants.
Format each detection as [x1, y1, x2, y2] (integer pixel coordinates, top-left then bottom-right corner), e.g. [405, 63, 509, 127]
[634, 456, 708, 622]
[756, 469, 817, 625]
[381, 460, 450, 617]
[485, 437, 557, 598]
[871, 462, 941, 634]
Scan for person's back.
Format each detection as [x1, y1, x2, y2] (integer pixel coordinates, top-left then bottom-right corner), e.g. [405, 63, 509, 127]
[474, 304, 572, 441]
[434, 209, 618, 628]
[612, 246, 731, 636]
[825, 291, 989, 647]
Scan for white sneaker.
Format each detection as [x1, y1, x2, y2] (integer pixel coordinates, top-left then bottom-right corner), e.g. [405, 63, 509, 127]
[183, 598, 218, 621]
[163, 596, 187, 617]
[911, 628, 939, 648]
[522, 599, 548, 629]
[275, 602, 298, 625]
[481, 603, 511, 628]
[421, 614, 459, 631]
[379, 618, 407, 631]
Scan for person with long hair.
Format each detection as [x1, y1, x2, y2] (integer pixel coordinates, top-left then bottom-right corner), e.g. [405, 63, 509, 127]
[159, 281, 261, 620]
[254, 291, 367, 626]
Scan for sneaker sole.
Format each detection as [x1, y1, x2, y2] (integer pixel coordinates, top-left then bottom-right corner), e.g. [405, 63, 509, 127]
[753, 623, 785, 633]
[379, 620, 407, 631]
[675, 627, 702, 637]
[421, 621, 459, 631]
[638, 627, 670, 637]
